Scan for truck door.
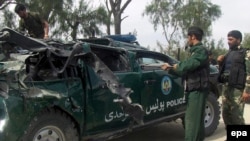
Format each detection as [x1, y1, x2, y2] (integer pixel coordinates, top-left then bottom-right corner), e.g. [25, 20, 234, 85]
[135, 51, 186, 122]
[83, 48, 141, 133]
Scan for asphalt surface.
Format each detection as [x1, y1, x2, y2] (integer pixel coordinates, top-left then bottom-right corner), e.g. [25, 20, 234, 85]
[110, 102, 250, 141]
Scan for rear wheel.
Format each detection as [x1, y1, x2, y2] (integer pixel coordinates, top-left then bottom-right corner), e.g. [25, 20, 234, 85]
[180, 93, 221, 137]
[204, 94, 220, 136]
[20, 108, 79, 141]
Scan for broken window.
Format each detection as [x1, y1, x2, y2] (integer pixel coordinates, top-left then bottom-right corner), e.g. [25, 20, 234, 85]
[92, 49, 130, 72]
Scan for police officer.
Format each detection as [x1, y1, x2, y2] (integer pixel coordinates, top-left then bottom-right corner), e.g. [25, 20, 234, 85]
[217, 30, 250, 126]
[162, 26, 209, 141]
[14, 3, 49, 39]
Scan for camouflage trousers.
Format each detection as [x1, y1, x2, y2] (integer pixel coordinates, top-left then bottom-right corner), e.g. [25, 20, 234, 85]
[222, 84, 245, 125]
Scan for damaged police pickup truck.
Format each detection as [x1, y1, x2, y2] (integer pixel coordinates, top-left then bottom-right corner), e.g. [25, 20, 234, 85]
[0, 27, 220, 141]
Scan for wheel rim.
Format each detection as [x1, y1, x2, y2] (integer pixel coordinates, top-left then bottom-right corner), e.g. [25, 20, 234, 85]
[33, 126, 65, 141]
[204, 101, 214, 128]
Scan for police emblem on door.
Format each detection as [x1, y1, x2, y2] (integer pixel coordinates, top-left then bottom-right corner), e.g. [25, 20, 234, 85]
[161, 76, 172, 95]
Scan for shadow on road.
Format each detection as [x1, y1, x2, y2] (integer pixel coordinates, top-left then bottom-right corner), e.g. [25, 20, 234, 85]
[111, 103, 250, 141]
[110, 121, 185, 141]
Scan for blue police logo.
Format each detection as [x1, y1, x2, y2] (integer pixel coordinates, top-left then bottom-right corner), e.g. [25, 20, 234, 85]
[161, 76, 172, 95]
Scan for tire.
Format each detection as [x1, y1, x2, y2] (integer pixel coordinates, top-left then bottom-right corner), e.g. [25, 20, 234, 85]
[204, 93, 220, 137]
[20, 108, 79, 141]
[180, 93, 220, 137]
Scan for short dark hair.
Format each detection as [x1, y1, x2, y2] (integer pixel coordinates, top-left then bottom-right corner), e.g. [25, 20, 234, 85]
[188, 26, 204, 41]
[227, 30, 242, 41]
[15, 4, 26, 13]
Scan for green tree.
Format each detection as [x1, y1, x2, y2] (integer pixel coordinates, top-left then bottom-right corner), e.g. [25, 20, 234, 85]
[0, 0, 16, 10]
[1, 0, 106, 40]
[0, 0, 17, 29]
[102, 0, 113, 35]
[208, 38, 227, 60]
[1, 9, 17, 28]
[143, 0, 221, 59]
[242, 33, 250, 49]
[94, 4, 113, 36]
[53, 0, 99, 40]
[177, 0, 221, 37]
[107, 0, 132, 34]
[1, 0, 70, 37]
[143, 0, 183, 56]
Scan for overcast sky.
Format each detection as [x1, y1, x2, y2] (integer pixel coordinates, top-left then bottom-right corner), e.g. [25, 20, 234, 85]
[118, 0, 250, 49]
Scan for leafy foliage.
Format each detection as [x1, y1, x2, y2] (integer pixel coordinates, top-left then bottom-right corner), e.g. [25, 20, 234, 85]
[177, 0, 221, 36]
[1, 0, 108, 40]
[243, 33, 250, 49]
[143, 0, 183, 55]
[0, 0, 228, 60]
[143, 0, 222, 60]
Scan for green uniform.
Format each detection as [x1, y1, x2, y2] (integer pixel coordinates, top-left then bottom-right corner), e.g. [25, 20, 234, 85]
[19, 12, 45, 38]
[170, 42, 209, 141]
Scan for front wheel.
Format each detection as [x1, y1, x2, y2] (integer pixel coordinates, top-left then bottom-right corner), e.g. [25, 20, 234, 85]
[20, 109, 79, 141]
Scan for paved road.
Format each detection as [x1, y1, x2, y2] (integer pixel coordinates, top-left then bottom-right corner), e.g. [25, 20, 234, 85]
[110, 103, 250, 141]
